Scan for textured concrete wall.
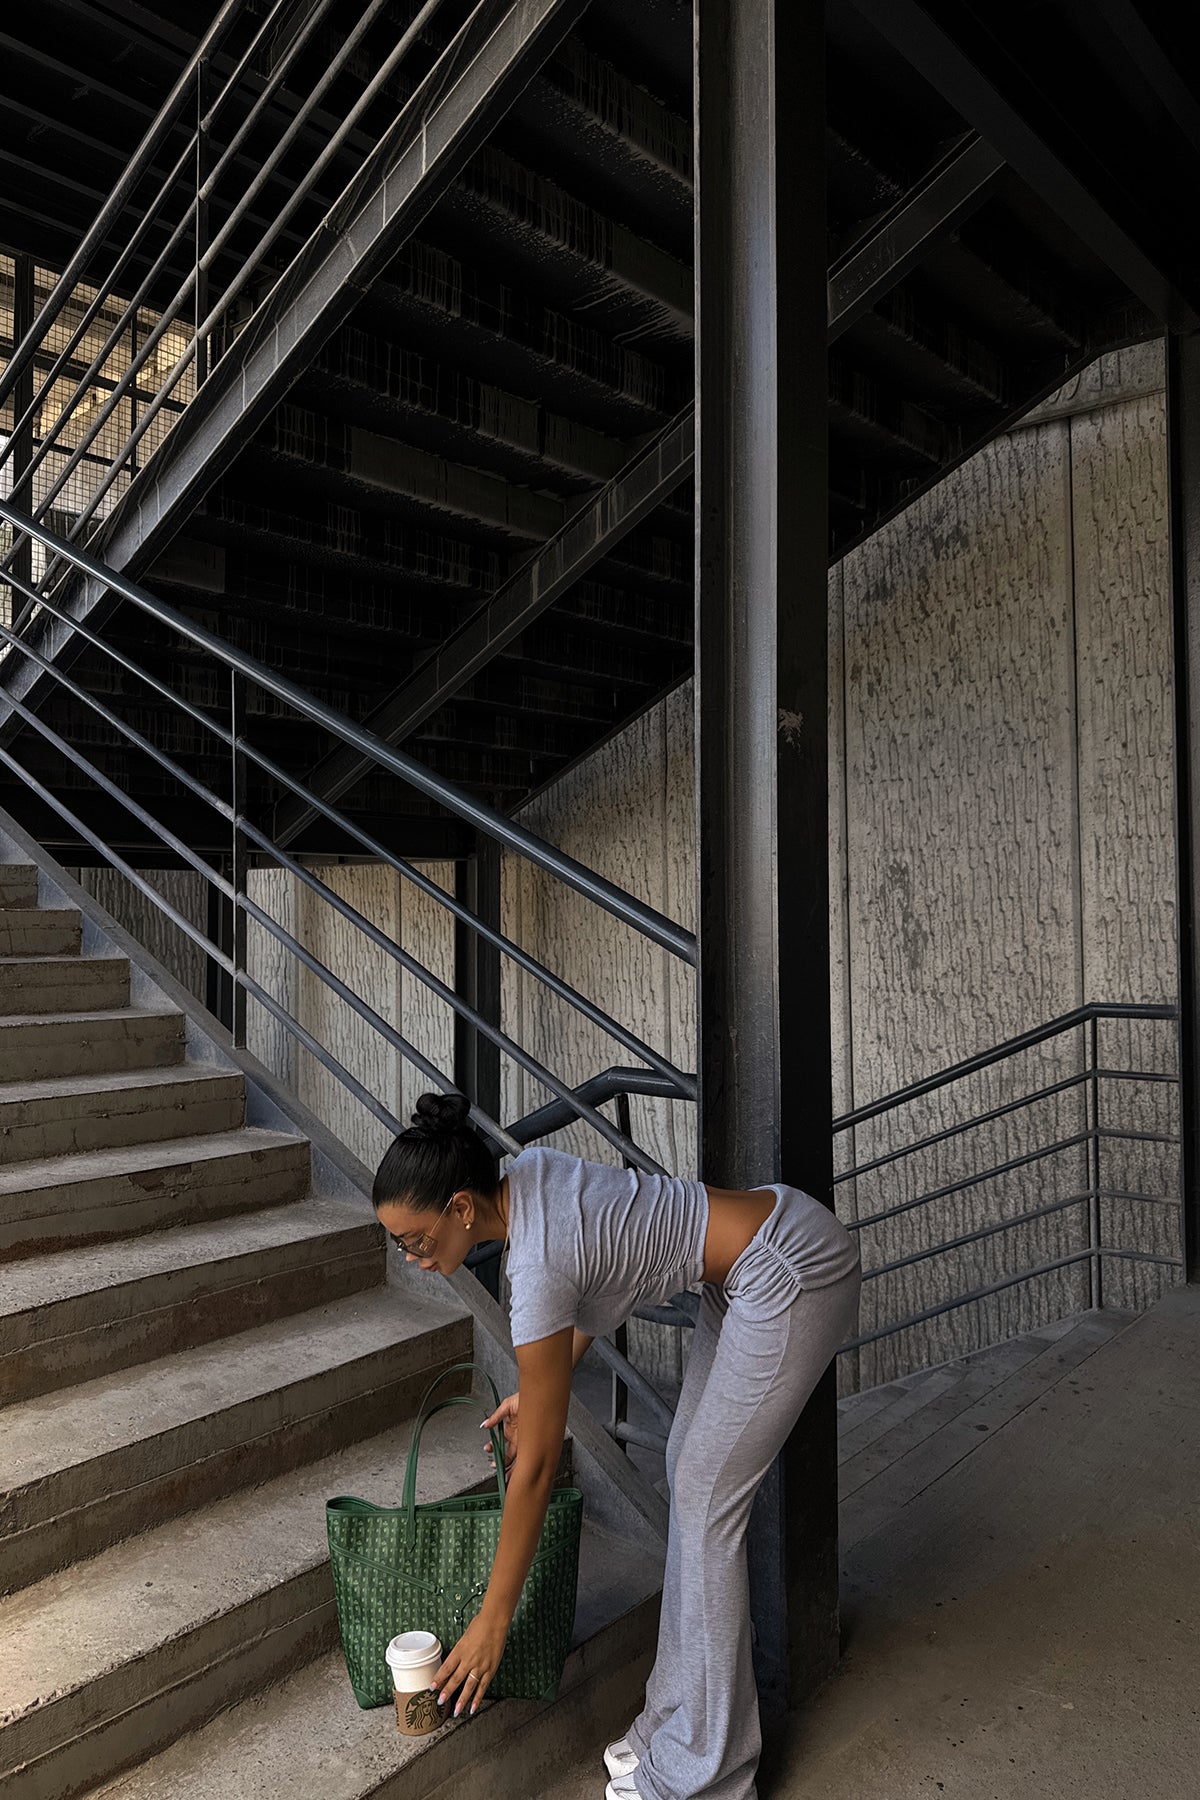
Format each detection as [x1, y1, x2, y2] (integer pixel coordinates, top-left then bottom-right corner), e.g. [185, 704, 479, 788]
[244, 861, 458, 1179]
[502, 342, 1181, 1385]
[72, 868, 210, 1003]
[71, 345, 1181, 1390]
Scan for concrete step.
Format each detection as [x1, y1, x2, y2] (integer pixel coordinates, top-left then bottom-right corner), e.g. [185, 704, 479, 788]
[0, 952, 129, 1016]
[0, 907, 81, 957]
[70, 1519, 661, 1800]
[841, 1308, 1139, 1547]
[836, 1364, 959, 1448]
[835, 1313, 1089, 1462]
[0, 1126, 311, 1260]
[0, 1286, 473, 1594]
[0, 1197, 386, 1407]
[0, 865, 37, 909]
[0, 1006, 184, 1083]
[838, 1330, 1071, 1482]
[0, 1063, 245, 1163]
[0, 1393, 501, 1800]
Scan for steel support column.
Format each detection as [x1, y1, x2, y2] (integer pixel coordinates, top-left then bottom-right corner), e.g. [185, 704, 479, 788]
[694, 0, 835, 1715]
[1167, 330, 1200, 1283]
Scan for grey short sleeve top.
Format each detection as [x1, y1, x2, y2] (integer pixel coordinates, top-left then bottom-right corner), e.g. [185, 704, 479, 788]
[503, 1145, 710, 1347]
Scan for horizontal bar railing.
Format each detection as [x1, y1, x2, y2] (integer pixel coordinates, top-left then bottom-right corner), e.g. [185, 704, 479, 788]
[0, 570, 694, 1104]
[0, 501, 697, 965]
[0, 0, 499, 609]
[833, 1000, 1178, 1129]
[0, 638, 682, 1177]
[0, 514, 1183, 1434]
[0, 0, 245, 422]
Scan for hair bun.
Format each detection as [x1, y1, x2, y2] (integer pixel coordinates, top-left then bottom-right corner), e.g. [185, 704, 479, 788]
[410, 1090, 470, 1137]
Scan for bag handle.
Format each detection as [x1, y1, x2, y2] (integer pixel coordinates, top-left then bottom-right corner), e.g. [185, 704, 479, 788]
[401, 1362, 509, 1543]
[413, 1360, 503, 1423]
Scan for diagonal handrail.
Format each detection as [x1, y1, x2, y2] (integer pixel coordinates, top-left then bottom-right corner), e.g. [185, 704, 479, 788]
[0, 498, 696, 965]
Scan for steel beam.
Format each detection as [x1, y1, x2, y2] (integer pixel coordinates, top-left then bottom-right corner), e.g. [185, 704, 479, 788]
[1066, 0, 1200, 165]
[272, 407, 694, 845]
[0, 0, 591, 727]
[273, 129, 1002, 846]
[694, 0, 836, 1716]
[827, 133, 1003, 334]
[1168, 330, 1200, 1284]
[851, 0, 1200, 330]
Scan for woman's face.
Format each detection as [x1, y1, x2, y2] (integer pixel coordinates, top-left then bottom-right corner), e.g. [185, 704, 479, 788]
[375, 1191, 473, 1276]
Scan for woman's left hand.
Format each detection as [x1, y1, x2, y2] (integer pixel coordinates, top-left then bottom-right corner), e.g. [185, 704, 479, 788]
[431, 1609, 509, 1716]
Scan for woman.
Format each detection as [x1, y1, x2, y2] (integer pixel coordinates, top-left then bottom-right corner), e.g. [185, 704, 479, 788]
[372, 1091, 862, 1800]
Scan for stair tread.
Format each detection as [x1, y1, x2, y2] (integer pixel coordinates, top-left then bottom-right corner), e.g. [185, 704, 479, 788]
[0, 1003, 177, 1030]
[0, 1285, 463, 1499]
[840, 1311, 1140, 1531]
[0, 1125, 305, 1196]
[0, 907, 78, 921]
[0, 1400, 497, 1730]
[74, 1523, 661, 1800]
[0, 1196, 377, 1323]
[0, 1061, 236, 1107]
[0, 952, 124, 969]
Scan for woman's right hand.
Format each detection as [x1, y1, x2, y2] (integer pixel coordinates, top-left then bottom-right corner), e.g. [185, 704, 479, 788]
[481, 1392, 519, 1473]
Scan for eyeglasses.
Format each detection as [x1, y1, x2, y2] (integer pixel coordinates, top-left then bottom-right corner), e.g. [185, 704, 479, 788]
[389, 1194, 455, 1258]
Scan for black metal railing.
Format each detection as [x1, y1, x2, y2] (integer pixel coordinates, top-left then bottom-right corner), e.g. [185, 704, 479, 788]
[586, 1006, 1182, 1447]
[0, 498, 696, 1438]
[0, 0, 506, 619]
[835, 1002, 1183, 1372]
[0, 500, 1184, 1450]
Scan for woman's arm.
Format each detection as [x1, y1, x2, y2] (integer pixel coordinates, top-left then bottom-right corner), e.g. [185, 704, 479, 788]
[480, 1330, 593, 1475]
[432, 1324, 574, 1714]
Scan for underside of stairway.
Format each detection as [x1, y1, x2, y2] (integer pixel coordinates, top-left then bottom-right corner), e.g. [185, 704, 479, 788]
[0, 0, 1162, 864]
[0, 831, 665, 1800]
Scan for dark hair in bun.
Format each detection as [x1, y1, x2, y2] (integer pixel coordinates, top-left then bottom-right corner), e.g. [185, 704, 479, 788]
[410, 1091, 470, 1137]
[372, 1089, 498, 1215]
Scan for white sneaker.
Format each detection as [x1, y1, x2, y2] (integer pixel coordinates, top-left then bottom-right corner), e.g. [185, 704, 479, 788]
[605, 1776, 642, 1800]
[603, 1736, 640, 1780]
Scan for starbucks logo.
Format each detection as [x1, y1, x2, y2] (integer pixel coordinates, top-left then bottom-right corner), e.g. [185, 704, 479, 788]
[405, 1690, 443, 1732]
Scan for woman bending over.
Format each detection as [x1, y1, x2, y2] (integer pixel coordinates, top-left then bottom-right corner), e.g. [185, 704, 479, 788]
[373, 1091, 861, 1800]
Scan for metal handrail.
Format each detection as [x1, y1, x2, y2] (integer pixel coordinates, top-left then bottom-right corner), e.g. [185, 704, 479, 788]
[5, 0, 460, 597]
[0, 571, 694, 1099]
[0, 617, 684, 1175]
[0, 517, 1182, 1385]
[0, 0, 362, 516]
[20, 0, 452, 569]
[0, 501, 697, 964]
[833, 999, 1177, 1130]
[0, 0, 245, 423]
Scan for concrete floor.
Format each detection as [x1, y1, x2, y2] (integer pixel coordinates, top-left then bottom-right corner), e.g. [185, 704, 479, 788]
[541, 1285, 1200, 1800]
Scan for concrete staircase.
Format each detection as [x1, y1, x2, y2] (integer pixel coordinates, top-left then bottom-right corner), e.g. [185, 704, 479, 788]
[0, 858, 663, 1800]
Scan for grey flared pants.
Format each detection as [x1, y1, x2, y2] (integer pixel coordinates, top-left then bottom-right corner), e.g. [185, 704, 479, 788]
[626, 1188, 862, 1800]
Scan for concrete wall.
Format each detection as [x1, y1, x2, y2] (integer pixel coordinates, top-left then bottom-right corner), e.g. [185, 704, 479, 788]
[73, 343, 1183, 1389]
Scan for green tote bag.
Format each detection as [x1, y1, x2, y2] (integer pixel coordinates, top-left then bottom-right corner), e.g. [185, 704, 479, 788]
[326, 1362, 584, 1709]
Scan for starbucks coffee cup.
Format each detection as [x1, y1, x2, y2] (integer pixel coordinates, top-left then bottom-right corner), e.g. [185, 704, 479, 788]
[385, 1632, 446, 1736]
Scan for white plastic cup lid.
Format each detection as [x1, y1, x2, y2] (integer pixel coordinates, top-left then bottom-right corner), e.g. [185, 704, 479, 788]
[386, 1631, 442, 1672]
